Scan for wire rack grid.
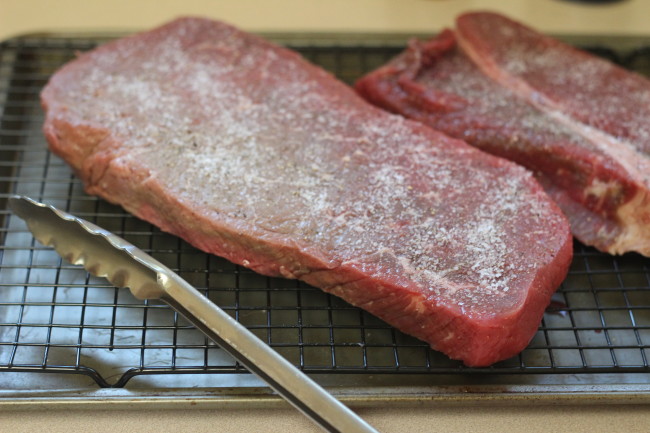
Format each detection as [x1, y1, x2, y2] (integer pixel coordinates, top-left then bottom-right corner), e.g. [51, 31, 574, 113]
[1, 34, 650, 389]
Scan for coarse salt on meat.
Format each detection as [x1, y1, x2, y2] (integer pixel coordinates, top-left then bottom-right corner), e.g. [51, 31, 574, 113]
[41, 17, 572, 366]
[356, 12, 650, 256]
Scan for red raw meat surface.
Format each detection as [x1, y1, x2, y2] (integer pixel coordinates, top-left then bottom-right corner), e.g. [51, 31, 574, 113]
[457, 12, 650, 154]
[41, 17, 572, 366]
[355, 13, 650, 256]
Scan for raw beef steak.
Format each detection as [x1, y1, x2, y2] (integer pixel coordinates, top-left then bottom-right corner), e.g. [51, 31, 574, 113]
[457, 12, 650, 154]
[41, 17, 572, 366]
[356, 13, 650, 256]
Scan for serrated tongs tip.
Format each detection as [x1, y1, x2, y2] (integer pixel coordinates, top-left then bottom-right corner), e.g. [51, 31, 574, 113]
[8, 195, 165, 300]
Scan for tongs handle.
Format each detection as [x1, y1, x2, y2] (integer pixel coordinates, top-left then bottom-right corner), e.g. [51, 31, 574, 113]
[8, 195, 376, 433]
[156, 271, 377, 433]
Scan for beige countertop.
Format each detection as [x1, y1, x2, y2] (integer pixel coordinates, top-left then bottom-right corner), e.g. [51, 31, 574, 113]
[2, 0, 650, 431]
[2, 404, 650, 433]
[2, 0, 650, 39]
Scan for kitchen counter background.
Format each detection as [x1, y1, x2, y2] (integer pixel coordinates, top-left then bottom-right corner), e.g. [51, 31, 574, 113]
[1, 404, 650, 433]
[2, 0, 650, 431]
[2, 0, 650, 40]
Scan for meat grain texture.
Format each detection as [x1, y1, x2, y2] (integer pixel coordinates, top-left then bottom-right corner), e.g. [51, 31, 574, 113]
[356, 11, 650, 256]
[41, 17, 572, 366]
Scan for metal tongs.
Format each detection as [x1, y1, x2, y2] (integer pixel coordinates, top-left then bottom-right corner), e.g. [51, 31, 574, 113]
[9, 196, 378, 433]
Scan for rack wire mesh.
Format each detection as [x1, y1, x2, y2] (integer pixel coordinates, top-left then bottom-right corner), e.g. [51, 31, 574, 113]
[1, 34, 650, 389]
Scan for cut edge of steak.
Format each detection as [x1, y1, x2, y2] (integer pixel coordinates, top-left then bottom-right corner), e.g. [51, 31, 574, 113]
[40, 17, 573, 366]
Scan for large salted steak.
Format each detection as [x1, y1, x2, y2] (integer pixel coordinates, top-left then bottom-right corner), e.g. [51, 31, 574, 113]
[40, 17, 572, 367]
[356, 12, 650, 256]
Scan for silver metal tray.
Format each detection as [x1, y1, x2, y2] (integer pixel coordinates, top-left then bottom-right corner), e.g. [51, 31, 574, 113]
[1, 32, 650, 409]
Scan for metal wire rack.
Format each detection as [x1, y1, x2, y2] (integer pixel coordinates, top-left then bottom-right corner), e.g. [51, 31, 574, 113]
[1, 34, 650, 390]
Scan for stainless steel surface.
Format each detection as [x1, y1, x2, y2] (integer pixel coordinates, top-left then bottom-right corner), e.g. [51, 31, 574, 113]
[7, 196, 378, 433]
[1, 33, 650, 410]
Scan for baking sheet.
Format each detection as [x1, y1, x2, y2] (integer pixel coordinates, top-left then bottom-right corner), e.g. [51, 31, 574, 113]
[1, 33, 650, 404]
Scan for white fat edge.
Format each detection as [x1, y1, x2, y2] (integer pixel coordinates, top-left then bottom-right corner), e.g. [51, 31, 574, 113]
[606, 190, 650, 255]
